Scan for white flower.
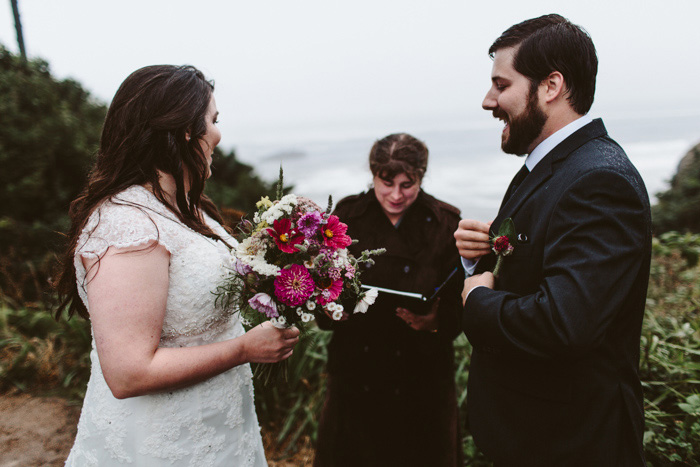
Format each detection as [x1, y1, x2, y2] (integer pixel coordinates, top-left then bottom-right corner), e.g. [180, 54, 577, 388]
[332, 309, 344, 321]
[335, 304, 344, 313]
[354, 288, 378, 314]
[326, 302, 337, 312]
[301, 312, 314, 323]
[306, 301, 316, 311]
[296, 307, 303, 316]
[270, 316, 288, 329]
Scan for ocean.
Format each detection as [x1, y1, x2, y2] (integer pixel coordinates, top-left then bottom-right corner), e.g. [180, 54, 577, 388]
[233, 108, 700, 221]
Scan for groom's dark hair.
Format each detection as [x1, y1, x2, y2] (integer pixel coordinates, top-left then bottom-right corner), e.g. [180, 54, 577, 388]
[489, 14, 598, 115]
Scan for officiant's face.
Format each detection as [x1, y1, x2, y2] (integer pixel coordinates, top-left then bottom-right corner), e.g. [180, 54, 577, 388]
[373, 172, 420, 224]
[483, 47, 547, 156]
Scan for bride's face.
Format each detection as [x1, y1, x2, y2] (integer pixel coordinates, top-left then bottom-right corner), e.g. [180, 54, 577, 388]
[199, 96, 221, 177]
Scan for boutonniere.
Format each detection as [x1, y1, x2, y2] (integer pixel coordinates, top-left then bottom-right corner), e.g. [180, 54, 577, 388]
[491, 218, 516, 278]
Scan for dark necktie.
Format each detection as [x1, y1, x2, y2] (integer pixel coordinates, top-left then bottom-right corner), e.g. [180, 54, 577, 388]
[505, 164, 530, 202]
[502, 164, 530, 207]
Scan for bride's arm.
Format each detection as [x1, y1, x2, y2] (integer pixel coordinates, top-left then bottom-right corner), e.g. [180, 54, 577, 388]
[83, 240, 299, 399]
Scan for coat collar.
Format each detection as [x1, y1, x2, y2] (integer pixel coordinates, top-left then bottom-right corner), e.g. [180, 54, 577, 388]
[492, 118, 608, 232]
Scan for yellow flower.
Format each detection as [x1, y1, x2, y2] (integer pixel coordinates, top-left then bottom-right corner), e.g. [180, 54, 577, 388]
[256, 196, 273, 210]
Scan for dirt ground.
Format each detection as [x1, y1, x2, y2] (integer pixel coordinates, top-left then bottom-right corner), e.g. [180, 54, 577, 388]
[0, 394, 313, 466]
[0, 394, 81, 467]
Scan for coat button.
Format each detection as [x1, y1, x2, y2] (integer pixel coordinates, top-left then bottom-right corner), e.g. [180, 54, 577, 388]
[517, 233, 528, 243]
[426, 216, 432, 222]
[403, 265, 410, 273]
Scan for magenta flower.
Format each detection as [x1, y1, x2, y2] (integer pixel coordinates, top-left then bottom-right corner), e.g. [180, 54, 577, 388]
[321, 215, 352, 250]
[248, 293, 279, 318]
[316, 277, 343, 305]
[274, 264, 315, 306]
[267, 218, 304, 253]
[298, 211, 323, 239]
[492, 235, 514, 256]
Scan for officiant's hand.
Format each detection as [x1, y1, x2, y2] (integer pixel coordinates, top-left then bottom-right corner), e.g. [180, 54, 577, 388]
[396, 298, 439, 332]
[462, 272, 495, 305]
[454, 219, 492, 260]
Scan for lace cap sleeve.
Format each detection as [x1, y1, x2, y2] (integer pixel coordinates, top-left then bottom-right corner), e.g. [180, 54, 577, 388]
[77, 188, 176, 259]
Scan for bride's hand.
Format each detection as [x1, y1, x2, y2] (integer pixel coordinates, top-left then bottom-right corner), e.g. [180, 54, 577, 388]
[241, 322, 300, 363]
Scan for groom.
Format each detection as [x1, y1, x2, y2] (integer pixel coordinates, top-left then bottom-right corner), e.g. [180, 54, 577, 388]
[455, 14, 650, 466]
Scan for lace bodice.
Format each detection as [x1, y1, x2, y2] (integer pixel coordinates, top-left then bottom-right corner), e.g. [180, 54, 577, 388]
[66, 185, 267, 466]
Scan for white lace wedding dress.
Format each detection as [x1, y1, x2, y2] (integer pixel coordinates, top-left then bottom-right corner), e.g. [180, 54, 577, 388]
[65, 185, 267, 466]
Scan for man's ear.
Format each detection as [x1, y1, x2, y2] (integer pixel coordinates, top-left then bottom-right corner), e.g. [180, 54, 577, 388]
[541, 71, 566, 104]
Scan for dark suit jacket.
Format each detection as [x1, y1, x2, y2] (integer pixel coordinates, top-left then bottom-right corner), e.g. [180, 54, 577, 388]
[463, 119, 650, 466]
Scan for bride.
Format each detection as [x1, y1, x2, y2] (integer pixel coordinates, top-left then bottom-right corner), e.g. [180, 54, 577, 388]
[55, 65, 299, 466]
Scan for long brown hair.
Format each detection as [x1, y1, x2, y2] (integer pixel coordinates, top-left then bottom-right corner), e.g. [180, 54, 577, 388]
[55, 65, 226, 319]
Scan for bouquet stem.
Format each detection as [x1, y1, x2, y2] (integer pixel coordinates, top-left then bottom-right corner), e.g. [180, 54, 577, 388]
[253, 360, 289, 386]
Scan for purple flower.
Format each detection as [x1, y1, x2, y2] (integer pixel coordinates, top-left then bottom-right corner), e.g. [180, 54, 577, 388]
[297, 211, 323, 239]
[233, 259, 253, 276]
[327, 267, 342, 281]
[344, 264, 356, 278]
[248, 293, 279, 318]
[274, 264, 315, 306]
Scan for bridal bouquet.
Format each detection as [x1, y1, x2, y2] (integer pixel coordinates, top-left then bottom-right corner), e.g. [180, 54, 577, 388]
[216, 174, 382, 383]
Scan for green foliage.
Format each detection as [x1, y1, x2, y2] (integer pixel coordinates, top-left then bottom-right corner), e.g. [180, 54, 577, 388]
[0, 44, 106, 305]
[642, 232, 700, 465]
[0, 304, 91, 400]
[653, 143, 700, 235]
[253, 328, 329, 457]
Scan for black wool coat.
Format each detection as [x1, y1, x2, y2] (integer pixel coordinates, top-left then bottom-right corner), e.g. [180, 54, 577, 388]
[313, 189, 464, 467]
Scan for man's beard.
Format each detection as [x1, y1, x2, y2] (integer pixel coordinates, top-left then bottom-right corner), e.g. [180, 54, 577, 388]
[498, 90, 547, 156]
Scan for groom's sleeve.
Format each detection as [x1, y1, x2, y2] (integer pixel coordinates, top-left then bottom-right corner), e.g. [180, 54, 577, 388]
[463, 169, 648, 359]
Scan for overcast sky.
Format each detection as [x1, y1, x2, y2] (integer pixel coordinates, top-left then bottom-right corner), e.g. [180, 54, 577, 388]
[2, 0, 700, 147]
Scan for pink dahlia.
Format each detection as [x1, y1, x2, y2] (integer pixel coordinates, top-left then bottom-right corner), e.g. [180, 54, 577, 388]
[321, 215, 352, 250]
[267, 218, 304, 253]
[316, 277, 343, 305]
[274, 264, 315, 306]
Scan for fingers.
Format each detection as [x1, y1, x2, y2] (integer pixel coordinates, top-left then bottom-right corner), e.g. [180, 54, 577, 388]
[454, 219, 492, 259]
[456, 218, 491, 236]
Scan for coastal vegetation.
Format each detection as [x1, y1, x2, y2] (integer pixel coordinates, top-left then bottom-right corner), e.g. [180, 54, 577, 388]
[1, 46, 699, 465]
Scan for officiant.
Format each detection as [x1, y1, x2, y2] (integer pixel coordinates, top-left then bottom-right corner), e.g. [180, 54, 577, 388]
[314, 133, 464, 467]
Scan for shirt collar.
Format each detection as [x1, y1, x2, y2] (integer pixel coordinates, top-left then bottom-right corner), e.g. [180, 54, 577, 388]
[525, 114, 593, 171]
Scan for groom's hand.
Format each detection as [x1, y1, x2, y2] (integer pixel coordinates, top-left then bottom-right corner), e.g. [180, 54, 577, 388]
[454, 219, 492, 260]
[462, 272, 495, 305]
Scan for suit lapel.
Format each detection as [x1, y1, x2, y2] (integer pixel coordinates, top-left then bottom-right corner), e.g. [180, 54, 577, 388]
[491, 119, 609, 234]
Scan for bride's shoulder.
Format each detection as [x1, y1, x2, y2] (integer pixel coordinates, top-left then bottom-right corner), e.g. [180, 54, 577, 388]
[78, 186, 175, 257]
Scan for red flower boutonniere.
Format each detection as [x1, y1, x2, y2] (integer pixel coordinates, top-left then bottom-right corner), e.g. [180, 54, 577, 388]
[491, 218, 516, 278]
